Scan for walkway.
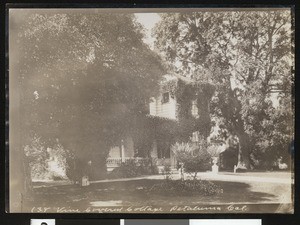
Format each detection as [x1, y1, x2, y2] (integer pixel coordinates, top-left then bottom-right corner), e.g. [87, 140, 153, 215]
[90, 171, 293, 185]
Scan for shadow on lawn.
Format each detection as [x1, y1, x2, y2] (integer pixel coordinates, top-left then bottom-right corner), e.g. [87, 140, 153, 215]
[24, 179, 277, 211]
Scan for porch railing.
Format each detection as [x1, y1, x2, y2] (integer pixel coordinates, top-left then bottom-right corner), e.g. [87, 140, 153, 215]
[106, 157, 176, 167]
[106, 157, 151, 167]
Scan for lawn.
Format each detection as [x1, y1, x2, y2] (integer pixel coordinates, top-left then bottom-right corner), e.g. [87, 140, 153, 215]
[22, 177, 293, 213]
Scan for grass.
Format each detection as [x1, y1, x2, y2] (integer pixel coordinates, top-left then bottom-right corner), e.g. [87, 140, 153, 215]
[21, 177, 292, 213]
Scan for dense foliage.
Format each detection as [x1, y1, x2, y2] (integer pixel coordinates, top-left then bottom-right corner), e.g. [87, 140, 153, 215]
[153, 10, 294, 169]
[108, 159, 159, 179]
[10, 11, 165, 191]
[175, 80, 215, 139]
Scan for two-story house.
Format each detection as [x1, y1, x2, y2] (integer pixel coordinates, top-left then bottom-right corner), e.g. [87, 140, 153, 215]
[106, 74, 200, 172]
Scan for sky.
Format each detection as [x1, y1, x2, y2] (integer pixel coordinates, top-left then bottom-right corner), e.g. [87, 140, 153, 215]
[134, 13, 161, 49]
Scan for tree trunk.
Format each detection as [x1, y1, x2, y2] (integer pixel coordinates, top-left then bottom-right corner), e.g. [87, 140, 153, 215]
[9, 17, 34, 212]
[234, 101, 252, 170]
[236, 131, 251, 170]
[10, 95, 33, 212]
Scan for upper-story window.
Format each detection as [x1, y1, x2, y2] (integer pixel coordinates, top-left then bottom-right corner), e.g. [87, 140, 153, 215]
[162, 92, 170, 104]
[191, 131, 200, 142]
[191, 100, 199, 118]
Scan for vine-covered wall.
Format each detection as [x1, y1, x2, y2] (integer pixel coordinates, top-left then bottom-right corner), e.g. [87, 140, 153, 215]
[133, 77, 216, 157]
[175, 79, 216, 140]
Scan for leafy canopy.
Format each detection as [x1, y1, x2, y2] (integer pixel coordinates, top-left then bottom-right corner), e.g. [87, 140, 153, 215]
[12, 11, 165, 160]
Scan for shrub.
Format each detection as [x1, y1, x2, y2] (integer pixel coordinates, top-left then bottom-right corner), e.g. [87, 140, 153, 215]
[149, 179, 223, 196]
[171, 141, 211, 179]
[109, 161, 140, 178]
[52, 175, 65, 181]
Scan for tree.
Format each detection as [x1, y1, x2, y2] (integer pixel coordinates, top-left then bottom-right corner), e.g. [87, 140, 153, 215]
[153, 9, 294, 169]
[10, 10, 165, 207]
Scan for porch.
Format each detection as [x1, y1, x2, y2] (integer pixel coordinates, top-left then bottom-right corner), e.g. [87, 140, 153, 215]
[106, 157, 177, 173]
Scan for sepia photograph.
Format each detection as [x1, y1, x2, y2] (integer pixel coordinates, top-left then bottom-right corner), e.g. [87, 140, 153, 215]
[8, 7, 294, 213]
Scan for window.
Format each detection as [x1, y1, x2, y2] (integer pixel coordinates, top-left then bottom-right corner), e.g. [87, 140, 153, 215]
[191, 100, 199, 118]
[192, 131, 199, 142]
[162, 92, 170, 104]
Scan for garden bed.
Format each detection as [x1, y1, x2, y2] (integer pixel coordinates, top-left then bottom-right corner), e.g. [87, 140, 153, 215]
[149, 179, 223, 196]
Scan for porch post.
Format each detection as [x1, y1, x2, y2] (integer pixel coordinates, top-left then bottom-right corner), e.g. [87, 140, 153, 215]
[121, 139, 125, 163]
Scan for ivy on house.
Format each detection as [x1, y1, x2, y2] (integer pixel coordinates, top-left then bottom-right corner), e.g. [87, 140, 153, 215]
[175, 79, 216, 140]
[130, 78, 216, 157]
